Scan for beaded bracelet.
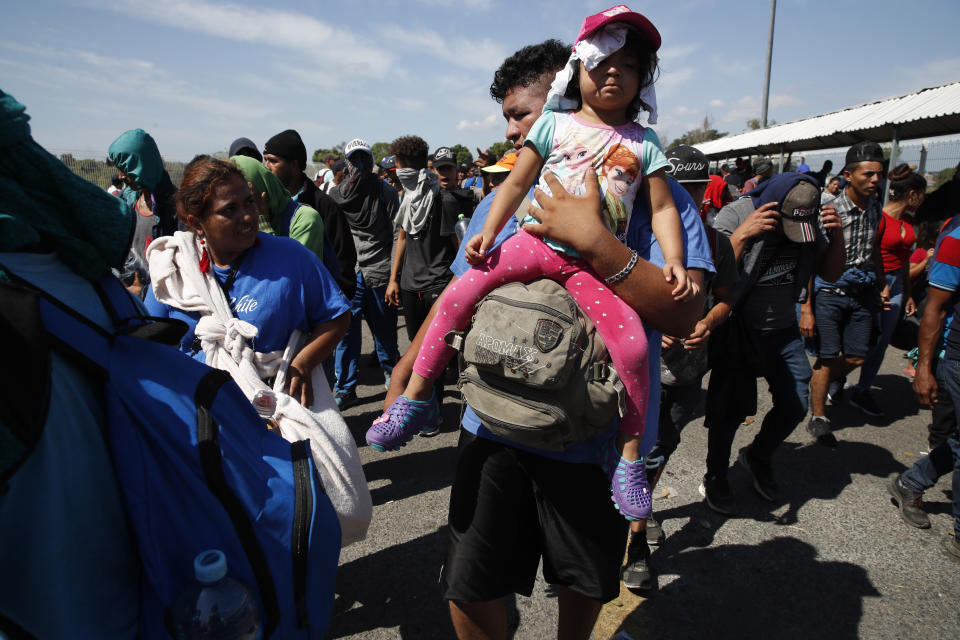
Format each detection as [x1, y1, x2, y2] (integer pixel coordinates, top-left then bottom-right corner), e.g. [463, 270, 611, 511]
[604, 250, 639, 285]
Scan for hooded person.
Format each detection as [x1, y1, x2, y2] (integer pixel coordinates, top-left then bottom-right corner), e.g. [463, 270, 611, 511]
[0, 89, 140, 637]
[108, 128, 177, 237]
[327, 138, 401, 408]
[232, 155, 325, 259]
[232, 154, 355, 304]
[107, 129, 178, 292]
[228, 137, 262, 162]
[700, 171, 846, 513]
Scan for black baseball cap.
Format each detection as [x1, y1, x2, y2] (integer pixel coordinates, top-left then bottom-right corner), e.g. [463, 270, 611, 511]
[665, 145, 710, 183]
[754, 158, 774, 175]
[433, 147, 457, 168]
[845, 140, 884, 166]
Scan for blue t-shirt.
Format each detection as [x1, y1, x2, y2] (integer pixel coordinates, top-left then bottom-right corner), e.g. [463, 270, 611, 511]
[449, 177, 715, 463]
[144, 233, 350, 362]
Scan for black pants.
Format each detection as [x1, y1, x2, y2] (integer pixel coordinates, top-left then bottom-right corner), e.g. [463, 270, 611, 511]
[401, 285, 451, 395]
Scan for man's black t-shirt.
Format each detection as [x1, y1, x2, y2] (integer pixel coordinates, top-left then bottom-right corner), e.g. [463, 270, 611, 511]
[400, 189, 469, 292]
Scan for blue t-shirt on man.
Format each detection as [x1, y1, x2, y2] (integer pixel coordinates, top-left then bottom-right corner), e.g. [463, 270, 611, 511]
[450, 177, 715, 463]
[145, 233, 350, 362]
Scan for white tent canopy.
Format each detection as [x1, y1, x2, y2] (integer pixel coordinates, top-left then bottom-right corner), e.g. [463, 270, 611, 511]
[694, 81, 960, 159]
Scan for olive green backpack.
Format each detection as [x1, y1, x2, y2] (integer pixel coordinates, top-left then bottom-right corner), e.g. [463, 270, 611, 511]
[447, 278, 625, 451]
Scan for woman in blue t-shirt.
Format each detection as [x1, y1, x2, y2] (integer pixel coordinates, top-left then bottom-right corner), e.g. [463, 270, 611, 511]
[144, 156, 351, 407]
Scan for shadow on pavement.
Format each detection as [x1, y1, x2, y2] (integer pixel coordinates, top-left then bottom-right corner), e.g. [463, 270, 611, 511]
[329, 528, 454, 639]
[829, 373, 920, 428]
[614, 536, 880, 640]
[363, 446, 459, 505]
[649, 439, 906, 555]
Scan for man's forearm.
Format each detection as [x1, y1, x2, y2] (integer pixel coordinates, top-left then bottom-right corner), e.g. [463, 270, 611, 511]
[579, 233, 704, 336]
[917, 294, 947, 371]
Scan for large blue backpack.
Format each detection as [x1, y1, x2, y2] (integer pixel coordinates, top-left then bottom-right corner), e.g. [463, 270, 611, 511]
[1, 272, 341, 638]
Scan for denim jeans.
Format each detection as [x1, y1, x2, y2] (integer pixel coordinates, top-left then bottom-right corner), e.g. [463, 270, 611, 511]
[855, 270, 903, 391]
[900, 358, 960, 536]
[333, 271, 400, 395]
[706, 325, 812, 477]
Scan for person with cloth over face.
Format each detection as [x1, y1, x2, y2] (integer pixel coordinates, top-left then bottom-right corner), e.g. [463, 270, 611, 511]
[700, 173, 845, 514]
[329, 138, 401, 409]
[107, 128, 178, 294]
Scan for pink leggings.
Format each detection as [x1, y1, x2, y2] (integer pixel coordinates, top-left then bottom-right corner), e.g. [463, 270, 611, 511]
[414, 230, 649, 437]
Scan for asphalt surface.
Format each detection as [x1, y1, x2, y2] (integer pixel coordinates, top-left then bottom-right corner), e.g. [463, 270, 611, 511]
[327, 317, 959, 639]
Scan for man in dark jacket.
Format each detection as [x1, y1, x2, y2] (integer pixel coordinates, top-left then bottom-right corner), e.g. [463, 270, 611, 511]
[263, 128, 356, 299]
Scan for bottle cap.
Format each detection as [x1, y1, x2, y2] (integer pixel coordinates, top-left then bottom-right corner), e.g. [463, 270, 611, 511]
[457, 214, 465, 219]
[194, 549, 228, 584]
[252, 389, 277, 418]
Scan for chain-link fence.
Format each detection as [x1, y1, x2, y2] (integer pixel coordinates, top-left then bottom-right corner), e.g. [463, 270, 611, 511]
[52, 149, 191, 191]
[53, 149, 332, 193]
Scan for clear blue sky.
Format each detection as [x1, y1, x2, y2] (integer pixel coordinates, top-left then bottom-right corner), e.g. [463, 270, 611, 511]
[3, 0, 959, 161]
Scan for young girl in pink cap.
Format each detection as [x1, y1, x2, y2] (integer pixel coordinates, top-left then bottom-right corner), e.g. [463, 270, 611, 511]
[367, 5, 693, 521]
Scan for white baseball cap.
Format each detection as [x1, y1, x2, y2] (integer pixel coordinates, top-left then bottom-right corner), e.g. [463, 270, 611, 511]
[344, 138, 372, 158]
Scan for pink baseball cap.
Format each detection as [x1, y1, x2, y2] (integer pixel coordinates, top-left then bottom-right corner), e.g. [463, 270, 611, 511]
[575, 5, 661, 51]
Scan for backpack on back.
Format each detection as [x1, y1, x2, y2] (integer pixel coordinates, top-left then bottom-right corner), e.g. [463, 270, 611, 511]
[0, 272, 341, 639]
[449, 278, 624, 451]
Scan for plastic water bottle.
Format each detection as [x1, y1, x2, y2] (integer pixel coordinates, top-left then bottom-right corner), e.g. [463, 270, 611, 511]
[252, 389, 281, 434]
[454, 214, 471, 242]
[171, 549, 261, 640]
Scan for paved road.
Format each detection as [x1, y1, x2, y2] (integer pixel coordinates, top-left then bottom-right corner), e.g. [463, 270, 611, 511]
[327, 318, 959, 639]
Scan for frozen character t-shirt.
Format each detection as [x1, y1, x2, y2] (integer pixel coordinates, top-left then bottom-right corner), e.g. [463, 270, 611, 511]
[524, 110, 669, 254]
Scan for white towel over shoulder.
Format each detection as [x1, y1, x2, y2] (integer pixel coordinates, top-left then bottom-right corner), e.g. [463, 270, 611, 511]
[147, 232, 372, 546]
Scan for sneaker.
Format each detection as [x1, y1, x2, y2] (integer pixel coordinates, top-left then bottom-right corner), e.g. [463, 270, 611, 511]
[807, 416, 839, 448]
[849, 389, 883, 417]
[419, 413, 443, 437]
[621, 535, 654, 591]
[738, 448, 778, 502]
[944, 535, 960, 562]
[366, 393, 439, 452]
[605, 446, 652, 521]
[827, 377, 846, 404]
[886, 474, 931, 529]
[699, 474, 735, 515]
[334, 390, 359, 411]
[646, 515, 665, 546]
[384, 372, 392, 392]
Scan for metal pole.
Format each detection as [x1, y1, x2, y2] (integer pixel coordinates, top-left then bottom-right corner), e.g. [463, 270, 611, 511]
[760, 0, 777, 128]
[778, 145, 785, 172]
[918, 141, 928, 176]
[885, 126, 900, 208]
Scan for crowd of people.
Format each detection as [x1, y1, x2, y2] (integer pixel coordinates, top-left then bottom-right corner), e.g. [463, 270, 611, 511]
[3, 4, 960, 638]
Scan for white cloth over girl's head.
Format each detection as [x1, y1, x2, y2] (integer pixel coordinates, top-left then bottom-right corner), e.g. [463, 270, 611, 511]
[543, 23, 658, 125]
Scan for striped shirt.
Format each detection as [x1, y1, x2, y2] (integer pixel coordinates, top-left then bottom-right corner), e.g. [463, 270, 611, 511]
[826, 188, 881, 272]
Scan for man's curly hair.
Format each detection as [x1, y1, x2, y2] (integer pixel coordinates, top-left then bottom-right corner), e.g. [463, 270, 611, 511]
[390, 135, 429, 170]
[489, 39, 570, 104]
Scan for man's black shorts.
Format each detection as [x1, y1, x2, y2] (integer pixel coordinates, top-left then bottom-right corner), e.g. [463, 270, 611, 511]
[439, 430, 628, 604]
